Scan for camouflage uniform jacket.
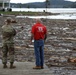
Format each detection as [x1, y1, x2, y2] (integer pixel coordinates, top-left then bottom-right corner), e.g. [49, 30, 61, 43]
[1, 25, 16, 44]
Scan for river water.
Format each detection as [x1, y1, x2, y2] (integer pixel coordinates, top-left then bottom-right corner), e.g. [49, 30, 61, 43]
[12, 8, 76, 19]
[12, 8, 76, 13]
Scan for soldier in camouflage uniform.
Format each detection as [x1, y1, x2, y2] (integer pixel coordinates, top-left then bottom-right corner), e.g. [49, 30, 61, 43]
[1, 17, 16, 69]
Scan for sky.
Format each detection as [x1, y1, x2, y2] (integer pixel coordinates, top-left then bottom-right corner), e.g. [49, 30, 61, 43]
[10, 0, 45, 3]
[10, 0, 76, 3]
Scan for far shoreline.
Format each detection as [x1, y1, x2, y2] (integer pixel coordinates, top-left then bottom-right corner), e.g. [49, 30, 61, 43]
[0, 11, 59, 16]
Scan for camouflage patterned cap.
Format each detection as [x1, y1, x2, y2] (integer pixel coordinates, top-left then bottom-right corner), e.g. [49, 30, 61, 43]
[5, 17, 12, 23]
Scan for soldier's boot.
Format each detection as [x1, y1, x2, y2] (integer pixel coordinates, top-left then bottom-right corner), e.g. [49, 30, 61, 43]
[10, 62, 16, 69]
[3, 63, 8, 68]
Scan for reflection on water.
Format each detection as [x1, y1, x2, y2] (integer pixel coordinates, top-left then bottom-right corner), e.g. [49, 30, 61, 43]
[16, 14, 76, 19]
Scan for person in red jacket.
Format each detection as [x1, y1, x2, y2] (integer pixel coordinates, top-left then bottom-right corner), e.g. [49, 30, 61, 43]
[30, 18, 47, 69]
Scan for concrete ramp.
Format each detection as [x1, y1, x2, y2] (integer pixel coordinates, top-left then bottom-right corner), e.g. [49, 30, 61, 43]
[0, 62, 54, 75]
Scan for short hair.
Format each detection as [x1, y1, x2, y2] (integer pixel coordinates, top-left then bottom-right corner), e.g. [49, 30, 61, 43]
[5, 17, 12, 23]
[35, 18, 42, 23]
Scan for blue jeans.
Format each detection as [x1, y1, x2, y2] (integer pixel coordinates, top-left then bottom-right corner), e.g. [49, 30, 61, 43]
[34, 40, 44, 67]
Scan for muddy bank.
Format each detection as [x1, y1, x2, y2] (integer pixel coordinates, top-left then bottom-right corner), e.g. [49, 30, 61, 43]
[0, 16, 76, 74]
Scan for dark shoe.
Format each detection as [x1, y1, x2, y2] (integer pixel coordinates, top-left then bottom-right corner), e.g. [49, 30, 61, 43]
[3, 65, 8, 69]
[10, 65, 16, 69]
[10, 62, 16, 69]
[41, 66, 44, 69]
[33, 66, 41, 69]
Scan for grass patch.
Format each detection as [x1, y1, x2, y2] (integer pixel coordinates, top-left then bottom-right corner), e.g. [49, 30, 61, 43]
[0, 11, 59, 16]
[0, 11, 41, 15]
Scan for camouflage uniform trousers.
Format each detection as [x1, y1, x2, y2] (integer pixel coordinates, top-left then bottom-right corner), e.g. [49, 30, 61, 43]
[2, 43, 15, 64]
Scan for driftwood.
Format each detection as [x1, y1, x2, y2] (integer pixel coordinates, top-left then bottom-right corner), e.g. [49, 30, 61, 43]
[69, 58, 76, 63]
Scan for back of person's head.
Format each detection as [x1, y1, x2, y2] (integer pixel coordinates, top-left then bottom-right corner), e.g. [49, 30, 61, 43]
[35, 18, 42, 23]
[5, 17, 12, 23]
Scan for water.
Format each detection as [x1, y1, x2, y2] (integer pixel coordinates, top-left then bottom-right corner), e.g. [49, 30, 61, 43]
[16, 14, 76, 19]
[12, 8, 76, 19]
[12, 8, 76, 13]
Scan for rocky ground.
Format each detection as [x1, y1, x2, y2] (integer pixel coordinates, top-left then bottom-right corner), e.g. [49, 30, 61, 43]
[0, 15, 76, 75]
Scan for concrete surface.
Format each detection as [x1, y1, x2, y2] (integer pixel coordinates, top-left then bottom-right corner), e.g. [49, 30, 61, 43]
[0, 62, 54, 75]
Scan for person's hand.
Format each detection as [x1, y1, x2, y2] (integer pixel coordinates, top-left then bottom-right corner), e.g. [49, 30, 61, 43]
[30, 40, 32, 45]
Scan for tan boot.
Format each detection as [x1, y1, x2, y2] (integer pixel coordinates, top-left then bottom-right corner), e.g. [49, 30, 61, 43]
[33, 66, 41, 69]
[3, 63, 8, 68]
[10, 62, 16, 69]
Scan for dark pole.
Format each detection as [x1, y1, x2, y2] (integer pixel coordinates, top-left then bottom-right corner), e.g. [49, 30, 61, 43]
[45, 0, 49, 25]
[46, 0, 48, 13]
